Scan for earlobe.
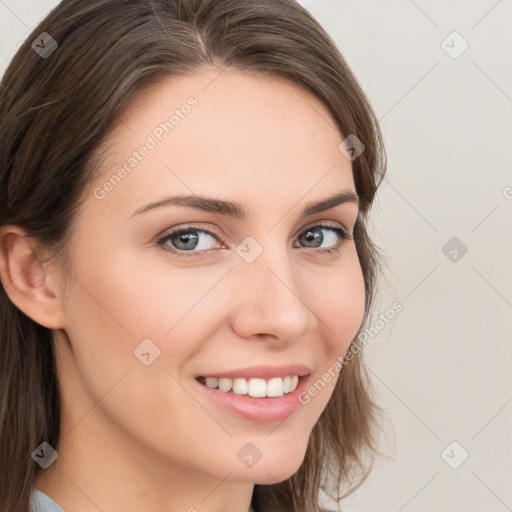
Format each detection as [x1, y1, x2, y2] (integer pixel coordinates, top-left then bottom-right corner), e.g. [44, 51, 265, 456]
[0, 225, 66, 330]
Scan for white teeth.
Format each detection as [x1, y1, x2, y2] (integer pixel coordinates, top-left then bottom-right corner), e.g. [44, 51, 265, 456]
[201, 375, 301, 397]
[248, 378, 267, 397]
[205, 377, 219, 389]
[218, 377, 232, 392]
[232, 378, 249, 395]
[266, 377, 285, 397]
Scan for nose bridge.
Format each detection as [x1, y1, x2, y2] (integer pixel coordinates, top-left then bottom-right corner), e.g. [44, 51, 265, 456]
[229, 236, 317, 341]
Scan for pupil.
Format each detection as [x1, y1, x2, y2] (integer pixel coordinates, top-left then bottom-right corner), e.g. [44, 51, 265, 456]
[176, 231, 198, 249]
[303, 228, 322, 248]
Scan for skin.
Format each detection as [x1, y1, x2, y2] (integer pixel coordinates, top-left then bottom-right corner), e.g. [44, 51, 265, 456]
[0, 67, 365, 512]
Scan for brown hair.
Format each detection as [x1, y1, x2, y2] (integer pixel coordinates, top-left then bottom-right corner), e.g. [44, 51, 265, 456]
[0, 0, 387, 510]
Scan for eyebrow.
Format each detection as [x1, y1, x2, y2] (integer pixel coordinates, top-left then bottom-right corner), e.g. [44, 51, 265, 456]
[129, 189, 359, 219]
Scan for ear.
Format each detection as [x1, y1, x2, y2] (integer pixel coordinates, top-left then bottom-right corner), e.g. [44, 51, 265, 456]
[0, 225, 66, 330]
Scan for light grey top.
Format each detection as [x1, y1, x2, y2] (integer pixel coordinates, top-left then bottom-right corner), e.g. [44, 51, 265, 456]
[31, 489, 66, 512]
[31, 488, 257, 512]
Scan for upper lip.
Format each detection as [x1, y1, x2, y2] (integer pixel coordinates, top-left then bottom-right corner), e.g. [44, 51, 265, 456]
[197, 364, 312, 380]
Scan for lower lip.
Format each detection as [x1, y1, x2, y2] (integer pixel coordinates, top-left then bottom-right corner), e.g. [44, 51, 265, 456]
[194, 375, 311, 423]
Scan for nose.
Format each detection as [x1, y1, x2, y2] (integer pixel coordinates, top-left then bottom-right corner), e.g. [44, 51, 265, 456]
[228, 243, 319, 346]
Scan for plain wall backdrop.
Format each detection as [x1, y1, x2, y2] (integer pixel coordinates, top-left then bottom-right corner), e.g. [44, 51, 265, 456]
[1, 1, 511, 511]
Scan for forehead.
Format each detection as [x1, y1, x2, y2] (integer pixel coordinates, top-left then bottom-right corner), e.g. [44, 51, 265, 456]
[88, 68, 355, 216]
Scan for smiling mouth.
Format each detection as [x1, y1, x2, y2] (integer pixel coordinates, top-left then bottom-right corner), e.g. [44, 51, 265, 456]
[195, 375, 302, 398]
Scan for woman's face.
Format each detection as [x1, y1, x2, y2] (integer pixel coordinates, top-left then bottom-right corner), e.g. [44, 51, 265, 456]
[47, 68, 365, 491]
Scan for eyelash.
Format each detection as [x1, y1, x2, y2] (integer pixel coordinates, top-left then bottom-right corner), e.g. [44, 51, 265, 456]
[156, 221, 355, 260]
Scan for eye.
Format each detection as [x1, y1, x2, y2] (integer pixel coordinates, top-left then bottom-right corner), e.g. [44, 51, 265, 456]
[293, 221, 353, 256]
[156, 221, 354, 259]
[156, 225, 222, 259]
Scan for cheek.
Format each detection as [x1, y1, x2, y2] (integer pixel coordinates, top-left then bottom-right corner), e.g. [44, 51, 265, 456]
[58, 256, 239, 474]
[66, 245, 215, 343]
[292, 256, 365, 417]
[59, 248, 233, 409]
[315, 258, 366, 352]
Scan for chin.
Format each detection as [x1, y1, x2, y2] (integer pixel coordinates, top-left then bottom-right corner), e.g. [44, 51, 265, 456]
[255, 464, 303, 484]
[227, 442, 308, 484]
[229, 464, 304, 485]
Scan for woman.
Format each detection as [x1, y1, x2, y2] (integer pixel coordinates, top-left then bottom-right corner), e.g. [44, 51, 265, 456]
[0, 0, 387, 511]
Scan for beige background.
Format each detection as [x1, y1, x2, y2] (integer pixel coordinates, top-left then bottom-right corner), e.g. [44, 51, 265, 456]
[1, 1, 511, 511]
